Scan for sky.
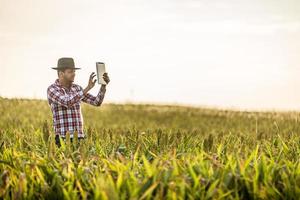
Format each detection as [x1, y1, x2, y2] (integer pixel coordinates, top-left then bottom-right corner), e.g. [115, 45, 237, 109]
[0, 0, 300, 111]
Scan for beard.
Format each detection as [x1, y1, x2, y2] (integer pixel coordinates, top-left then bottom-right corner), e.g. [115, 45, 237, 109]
[66, 77, 74, 82]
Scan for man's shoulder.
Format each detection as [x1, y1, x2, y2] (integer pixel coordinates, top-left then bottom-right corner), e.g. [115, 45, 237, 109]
[47, 83, 57, 91]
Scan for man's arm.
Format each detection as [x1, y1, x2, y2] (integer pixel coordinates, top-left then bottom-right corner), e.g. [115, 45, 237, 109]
[47, 72, 103, 108]
[47, 86, 85, 108]
[82, 85, 107, 106]
[82, 72, 110, 106]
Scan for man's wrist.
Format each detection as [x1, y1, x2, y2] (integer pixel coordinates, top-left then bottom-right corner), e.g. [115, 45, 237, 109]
[100, 85, 107, 93]
[83, 86, 91, 95]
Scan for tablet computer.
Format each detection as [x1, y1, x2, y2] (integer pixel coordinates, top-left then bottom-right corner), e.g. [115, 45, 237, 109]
[96, 62, 106, 85]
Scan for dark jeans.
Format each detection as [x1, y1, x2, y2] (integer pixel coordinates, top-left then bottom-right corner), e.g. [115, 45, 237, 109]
[55, 135, 85, 147]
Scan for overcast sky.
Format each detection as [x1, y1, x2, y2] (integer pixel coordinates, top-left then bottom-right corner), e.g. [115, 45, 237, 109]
[0, 0, 300, 111]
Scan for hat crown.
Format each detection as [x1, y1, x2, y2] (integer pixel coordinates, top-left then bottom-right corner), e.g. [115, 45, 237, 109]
[58, 57, 75, 68]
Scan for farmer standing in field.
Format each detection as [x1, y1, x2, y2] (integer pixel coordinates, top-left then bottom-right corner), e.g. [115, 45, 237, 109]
[47, 57, 110, 147]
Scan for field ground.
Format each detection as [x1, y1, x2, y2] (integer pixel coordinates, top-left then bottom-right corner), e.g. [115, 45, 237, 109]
[0, 97, 300, 199]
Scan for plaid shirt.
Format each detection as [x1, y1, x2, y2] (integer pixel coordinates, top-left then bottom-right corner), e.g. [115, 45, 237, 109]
[47, 78, 106, 138]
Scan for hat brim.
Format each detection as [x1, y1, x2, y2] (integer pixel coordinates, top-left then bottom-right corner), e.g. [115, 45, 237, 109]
[52, 67, 81, 70]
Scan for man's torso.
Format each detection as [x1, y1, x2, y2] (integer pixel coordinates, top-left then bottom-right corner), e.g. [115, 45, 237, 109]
[47, 79, 85, 138]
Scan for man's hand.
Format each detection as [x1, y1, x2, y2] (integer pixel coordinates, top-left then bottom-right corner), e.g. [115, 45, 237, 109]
[100, 73, 110, 90]
[83, 72, 97, 95]
[83, 72, 110, 95]
[103, 73, 110, 85]
[88, 72, 97, 89]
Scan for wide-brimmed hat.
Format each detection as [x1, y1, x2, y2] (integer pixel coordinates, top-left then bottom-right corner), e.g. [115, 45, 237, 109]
[52, 57, 81, 70]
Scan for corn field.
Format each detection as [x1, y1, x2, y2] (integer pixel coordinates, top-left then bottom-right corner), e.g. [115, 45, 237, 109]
[0, 97, 300, 199]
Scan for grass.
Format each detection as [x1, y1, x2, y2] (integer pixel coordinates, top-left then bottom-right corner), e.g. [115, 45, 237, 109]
[0, 97, 300, 199]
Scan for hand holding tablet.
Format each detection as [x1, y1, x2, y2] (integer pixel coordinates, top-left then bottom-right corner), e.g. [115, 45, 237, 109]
[96, 62, 110, 85]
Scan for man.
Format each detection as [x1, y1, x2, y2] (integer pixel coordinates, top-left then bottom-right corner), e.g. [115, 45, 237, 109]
[47, 57, 110, 147]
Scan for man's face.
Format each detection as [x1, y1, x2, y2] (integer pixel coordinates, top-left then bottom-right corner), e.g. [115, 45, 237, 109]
[60, 68, 76, 82]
